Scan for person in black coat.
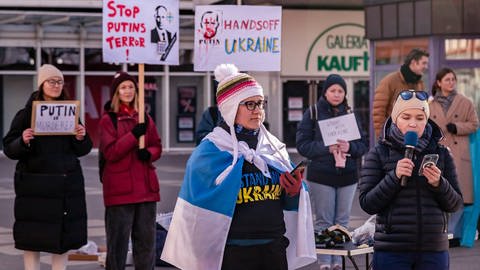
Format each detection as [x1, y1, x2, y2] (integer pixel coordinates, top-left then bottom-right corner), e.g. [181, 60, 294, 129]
[359, 90, 463, 270]
[2, 64, 92, 270]
[296, 74, 368, 270]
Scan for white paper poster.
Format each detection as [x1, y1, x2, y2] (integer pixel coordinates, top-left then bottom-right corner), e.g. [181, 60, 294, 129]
[194, 5, 282, 71]
[317, 113, 361, 146]
[102, 0, 179, 65]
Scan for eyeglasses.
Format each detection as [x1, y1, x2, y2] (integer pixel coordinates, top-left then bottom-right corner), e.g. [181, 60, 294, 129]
[238, 100, 267, 111]
[45, 79, 64, 87]
[399, 90, 428, 101]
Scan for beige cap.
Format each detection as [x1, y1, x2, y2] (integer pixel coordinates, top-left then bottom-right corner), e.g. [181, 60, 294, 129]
[37, 64, 63, 88]
[391, 91, 430, 124]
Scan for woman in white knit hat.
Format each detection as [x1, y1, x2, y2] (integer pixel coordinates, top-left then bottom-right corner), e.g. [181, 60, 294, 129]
[161, 64, 316, 270]
[359, 90, 463, 270]
[3, 64, 92, 270]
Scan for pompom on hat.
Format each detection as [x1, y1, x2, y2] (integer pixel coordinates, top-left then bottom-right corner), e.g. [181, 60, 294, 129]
[391, 90, 430, 124]
[110, 71, 138, 98]
[215, 64, 264, 127]
[213, 64, 277, 182]
[37, 64, 63, 88]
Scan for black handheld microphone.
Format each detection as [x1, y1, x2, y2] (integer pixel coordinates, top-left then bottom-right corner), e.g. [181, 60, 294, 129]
[400, 131, 418, 187]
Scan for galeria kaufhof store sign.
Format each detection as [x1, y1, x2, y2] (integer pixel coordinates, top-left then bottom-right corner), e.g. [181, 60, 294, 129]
[282, 10, 369, 77]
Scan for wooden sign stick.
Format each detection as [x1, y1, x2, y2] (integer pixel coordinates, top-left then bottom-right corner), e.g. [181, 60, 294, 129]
[138, 63, 145, 149]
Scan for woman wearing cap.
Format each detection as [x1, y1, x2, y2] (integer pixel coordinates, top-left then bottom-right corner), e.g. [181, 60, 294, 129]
[429, 68, 479, 245]
[296, 74, 368, 270]
[161, 64, 316, 270]
[359, 90, 463, 269]
[99, 72, 162, 270]
[3, 64, 92, 270]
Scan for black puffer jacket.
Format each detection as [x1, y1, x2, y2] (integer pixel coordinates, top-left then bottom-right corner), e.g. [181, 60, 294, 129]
[296, 97, 368, 187]
[359, 118, 462, 252]
[2, 92, 92, 254]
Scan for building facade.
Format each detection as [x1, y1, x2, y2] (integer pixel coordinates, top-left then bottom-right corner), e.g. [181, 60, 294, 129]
[0, 1, 370, 151]
[365, 0, 480, 144]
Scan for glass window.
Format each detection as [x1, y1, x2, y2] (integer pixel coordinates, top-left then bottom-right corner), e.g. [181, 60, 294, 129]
[85, 48, 122, 71]
[432, 0, 462, 34]
[41, 48, 80, 71]
[445, 39, 480, 60]
[0, 47, 35, 70]
[455, 68, 480, 118]
[365, 6, 381, 39]
[375, 38, 429, 65]
[382, 4, 397, 38]
[170, 75, 204, 147]
[170, 49, 194, 72]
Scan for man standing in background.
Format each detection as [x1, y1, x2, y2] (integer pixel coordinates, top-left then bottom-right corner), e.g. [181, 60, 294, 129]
[372, 48, 429, 138]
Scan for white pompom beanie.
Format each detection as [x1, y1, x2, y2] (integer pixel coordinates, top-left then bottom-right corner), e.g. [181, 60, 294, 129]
[214, 64, 271, 173]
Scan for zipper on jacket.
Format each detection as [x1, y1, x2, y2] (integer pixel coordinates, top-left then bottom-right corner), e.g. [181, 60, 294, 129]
[442, 212, 447, 233]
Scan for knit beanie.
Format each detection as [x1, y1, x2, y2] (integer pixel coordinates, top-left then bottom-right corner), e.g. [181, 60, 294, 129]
[215, 64, 264, 127]
[322, 74, 347, 96]
[110, 71, 138, 98]
[214, 64, 267, 177]
[37, 64, 63, 88]
[391, 90, 430, 124]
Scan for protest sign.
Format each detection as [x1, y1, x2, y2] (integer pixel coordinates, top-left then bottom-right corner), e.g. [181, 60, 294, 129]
[31, 101, 80, 135]
[102, 0, 179, 65]
[317, 113, 361, 146]
[194, 5, 282, 71]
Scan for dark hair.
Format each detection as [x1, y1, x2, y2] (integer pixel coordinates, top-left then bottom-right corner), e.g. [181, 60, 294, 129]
[155, 5, 167, 14]
[431, 67, 456, 96]
[404, 48, 429, 65]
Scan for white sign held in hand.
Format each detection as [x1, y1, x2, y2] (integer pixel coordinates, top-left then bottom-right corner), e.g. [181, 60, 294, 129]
[317, 113, 361, 146]
[31, 101, 80, 135]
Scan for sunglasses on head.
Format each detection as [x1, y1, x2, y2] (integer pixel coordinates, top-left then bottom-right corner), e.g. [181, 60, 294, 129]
[399, 90, 429, 101]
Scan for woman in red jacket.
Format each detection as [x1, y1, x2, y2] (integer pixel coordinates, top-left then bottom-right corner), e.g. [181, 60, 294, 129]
[99, 72, 162, 270]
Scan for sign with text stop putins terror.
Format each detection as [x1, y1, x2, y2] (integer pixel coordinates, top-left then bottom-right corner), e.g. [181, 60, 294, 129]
[102, 0, 179, 65]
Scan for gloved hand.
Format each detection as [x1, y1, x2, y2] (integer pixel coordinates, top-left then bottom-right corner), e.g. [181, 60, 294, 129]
[446, 123, 457, 134]
[137, 148, 151, 161]
[280, 171, 302, 197]
[131, 123, 147, 139]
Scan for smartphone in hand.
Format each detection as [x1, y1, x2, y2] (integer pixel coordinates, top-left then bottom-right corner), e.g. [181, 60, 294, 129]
[291, 160, 311, 175]
[418, 154, 439, 176]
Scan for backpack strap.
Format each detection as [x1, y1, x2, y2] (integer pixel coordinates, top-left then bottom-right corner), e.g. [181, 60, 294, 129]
[309, 104, 318, 121]
[208, 106, 219, 125]
[107, 111, 117, 129]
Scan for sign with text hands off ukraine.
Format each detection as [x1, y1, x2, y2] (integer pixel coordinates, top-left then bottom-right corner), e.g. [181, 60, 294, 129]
[194, 5, 282, 71]
[102, 0, 179, 65]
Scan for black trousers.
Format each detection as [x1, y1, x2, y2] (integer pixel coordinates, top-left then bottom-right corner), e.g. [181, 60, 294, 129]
[105, 202, 156, 270]
[221, 237, 289, 270]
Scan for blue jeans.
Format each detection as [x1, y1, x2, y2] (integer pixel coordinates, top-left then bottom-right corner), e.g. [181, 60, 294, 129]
[308, 181, 357, 266]
[373, 251, 449, 270]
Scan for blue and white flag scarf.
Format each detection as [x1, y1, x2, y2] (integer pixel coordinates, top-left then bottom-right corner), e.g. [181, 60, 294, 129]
[161, 127, 316, 270]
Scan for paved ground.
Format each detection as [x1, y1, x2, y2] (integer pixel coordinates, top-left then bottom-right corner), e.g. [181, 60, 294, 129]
[0, 151, 478, 269]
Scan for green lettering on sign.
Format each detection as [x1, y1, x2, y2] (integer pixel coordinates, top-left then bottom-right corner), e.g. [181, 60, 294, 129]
[317, 52, 369, 72]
